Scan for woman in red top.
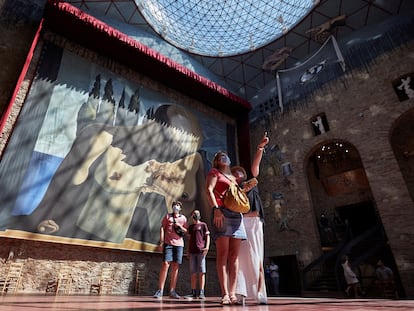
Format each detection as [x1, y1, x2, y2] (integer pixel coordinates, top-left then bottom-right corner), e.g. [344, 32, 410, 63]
[206, 151, 246, 305]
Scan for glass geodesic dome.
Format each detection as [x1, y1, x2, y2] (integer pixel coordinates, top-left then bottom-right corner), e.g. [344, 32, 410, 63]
[136, 0, 318, 57]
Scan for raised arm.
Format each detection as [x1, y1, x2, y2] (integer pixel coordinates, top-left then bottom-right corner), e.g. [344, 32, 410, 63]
[251, 133, 269, 177]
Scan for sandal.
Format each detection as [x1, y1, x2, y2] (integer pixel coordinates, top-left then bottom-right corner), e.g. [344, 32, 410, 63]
[230, 295, 240, 305]
[221, 295, 231, 305]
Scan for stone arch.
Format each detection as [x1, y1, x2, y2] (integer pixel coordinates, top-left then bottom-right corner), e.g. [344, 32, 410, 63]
[302, 139, 404, 297]
[304, 139, 378, 246]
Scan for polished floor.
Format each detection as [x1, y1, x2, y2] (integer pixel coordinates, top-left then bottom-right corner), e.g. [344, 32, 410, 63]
[0, 295, 412, 311]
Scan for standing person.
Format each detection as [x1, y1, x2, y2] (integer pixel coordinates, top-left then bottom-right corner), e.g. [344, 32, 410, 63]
[233, 133, 269, 304]
[319, 212, 335, 245]
[153, 201, 188, 299]
[206, 151, 247, 305]
[375, 259, 394, 285]
[341, 255, 361, 297]
[187, 209, 210, 299]
[264, 263, 272, 294]
[375, 259, 396, 296]
[269, 261, 280, 295]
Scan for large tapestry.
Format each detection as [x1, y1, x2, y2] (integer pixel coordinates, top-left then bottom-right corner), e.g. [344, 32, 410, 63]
[0, 41, 235, 251]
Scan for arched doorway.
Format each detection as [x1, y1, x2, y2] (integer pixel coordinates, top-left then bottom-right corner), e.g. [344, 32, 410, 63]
[306, 139, 376, 246]
[303, 139, 399, 297]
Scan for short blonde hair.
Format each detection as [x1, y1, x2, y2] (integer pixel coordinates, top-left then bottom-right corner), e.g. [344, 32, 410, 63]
[231, 166, 247, 181]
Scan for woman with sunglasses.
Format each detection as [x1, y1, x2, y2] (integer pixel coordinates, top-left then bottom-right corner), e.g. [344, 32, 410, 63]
[206, 151, 246, 305]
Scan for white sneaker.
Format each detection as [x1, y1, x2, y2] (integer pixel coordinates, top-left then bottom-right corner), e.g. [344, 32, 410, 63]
[258, 292, 267, 305]
[169, 290, 181, 299]
[153, 289, 163, 299]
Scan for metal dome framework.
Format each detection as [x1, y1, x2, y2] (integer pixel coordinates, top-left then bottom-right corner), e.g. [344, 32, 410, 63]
[136, 0, 318, 57]
[64, 0, 414, 101]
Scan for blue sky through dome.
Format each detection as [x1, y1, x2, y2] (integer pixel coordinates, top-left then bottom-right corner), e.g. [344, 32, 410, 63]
[136, 0, 318, 57]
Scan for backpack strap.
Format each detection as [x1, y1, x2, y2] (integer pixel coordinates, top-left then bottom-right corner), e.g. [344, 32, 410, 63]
[214, 188, 225, 199]
[217, 170, 236, 184]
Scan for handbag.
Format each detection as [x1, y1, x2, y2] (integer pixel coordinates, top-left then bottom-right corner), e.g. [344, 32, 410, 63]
[216, 172, 250, 213]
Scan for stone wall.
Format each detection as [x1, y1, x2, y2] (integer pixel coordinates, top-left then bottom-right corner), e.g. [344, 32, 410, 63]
[250, 42, 414, 297]
[0, 237, 219, 296]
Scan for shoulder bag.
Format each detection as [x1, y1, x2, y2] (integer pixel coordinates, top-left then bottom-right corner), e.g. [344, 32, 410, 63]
[215, 172, 250, 213]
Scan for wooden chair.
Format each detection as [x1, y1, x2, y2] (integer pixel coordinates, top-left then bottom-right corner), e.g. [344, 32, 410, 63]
[45, 279, 58, 294]
[379, 281, 398, 299]
[135, 264, 146, 295]
[90, 267, 113, 295]
[55, 266, 72, 295]
[1, 262, 24, 294]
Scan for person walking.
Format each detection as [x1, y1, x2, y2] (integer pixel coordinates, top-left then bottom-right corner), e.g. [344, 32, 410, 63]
[153, 201, 188, 299]
[206, 151, 247, 305]
[233, 133, 269, 304]
[187, 209, 210, 299]
[341, 255, 361, 297]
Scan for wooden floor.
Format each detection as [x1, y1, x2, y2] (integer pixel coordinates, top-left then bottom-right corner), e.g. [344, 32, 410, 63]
[0, 295, 412, 311]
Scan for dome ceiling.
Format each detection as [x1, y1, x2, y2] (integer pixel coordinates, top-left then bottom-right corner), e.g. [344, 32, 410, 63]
[64, 0, 413, 102]
[136, 0, 317, 57]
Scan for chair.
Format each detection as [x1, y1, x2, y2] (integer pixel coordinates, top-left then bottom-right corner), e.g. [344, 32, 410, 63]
[55, 265, 72, 295]
[378, 281, 398, 299]
[1, 262, 24, 294]
[45, 279, 58, 294]
[135, 263, 146, 295]
[90, 267, 113, 295]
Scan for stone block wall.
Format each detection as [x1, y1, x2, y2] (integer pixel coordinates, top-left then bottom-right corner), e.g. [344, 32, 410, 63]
[0, 237, 220, 296]
[250, 42, 414, 297]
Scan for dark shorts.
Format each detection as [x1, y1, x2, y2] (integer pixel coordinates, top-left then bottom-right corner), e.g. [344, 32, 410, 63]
[163, 244, 184, 264]
[189, 253, 206, 274]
